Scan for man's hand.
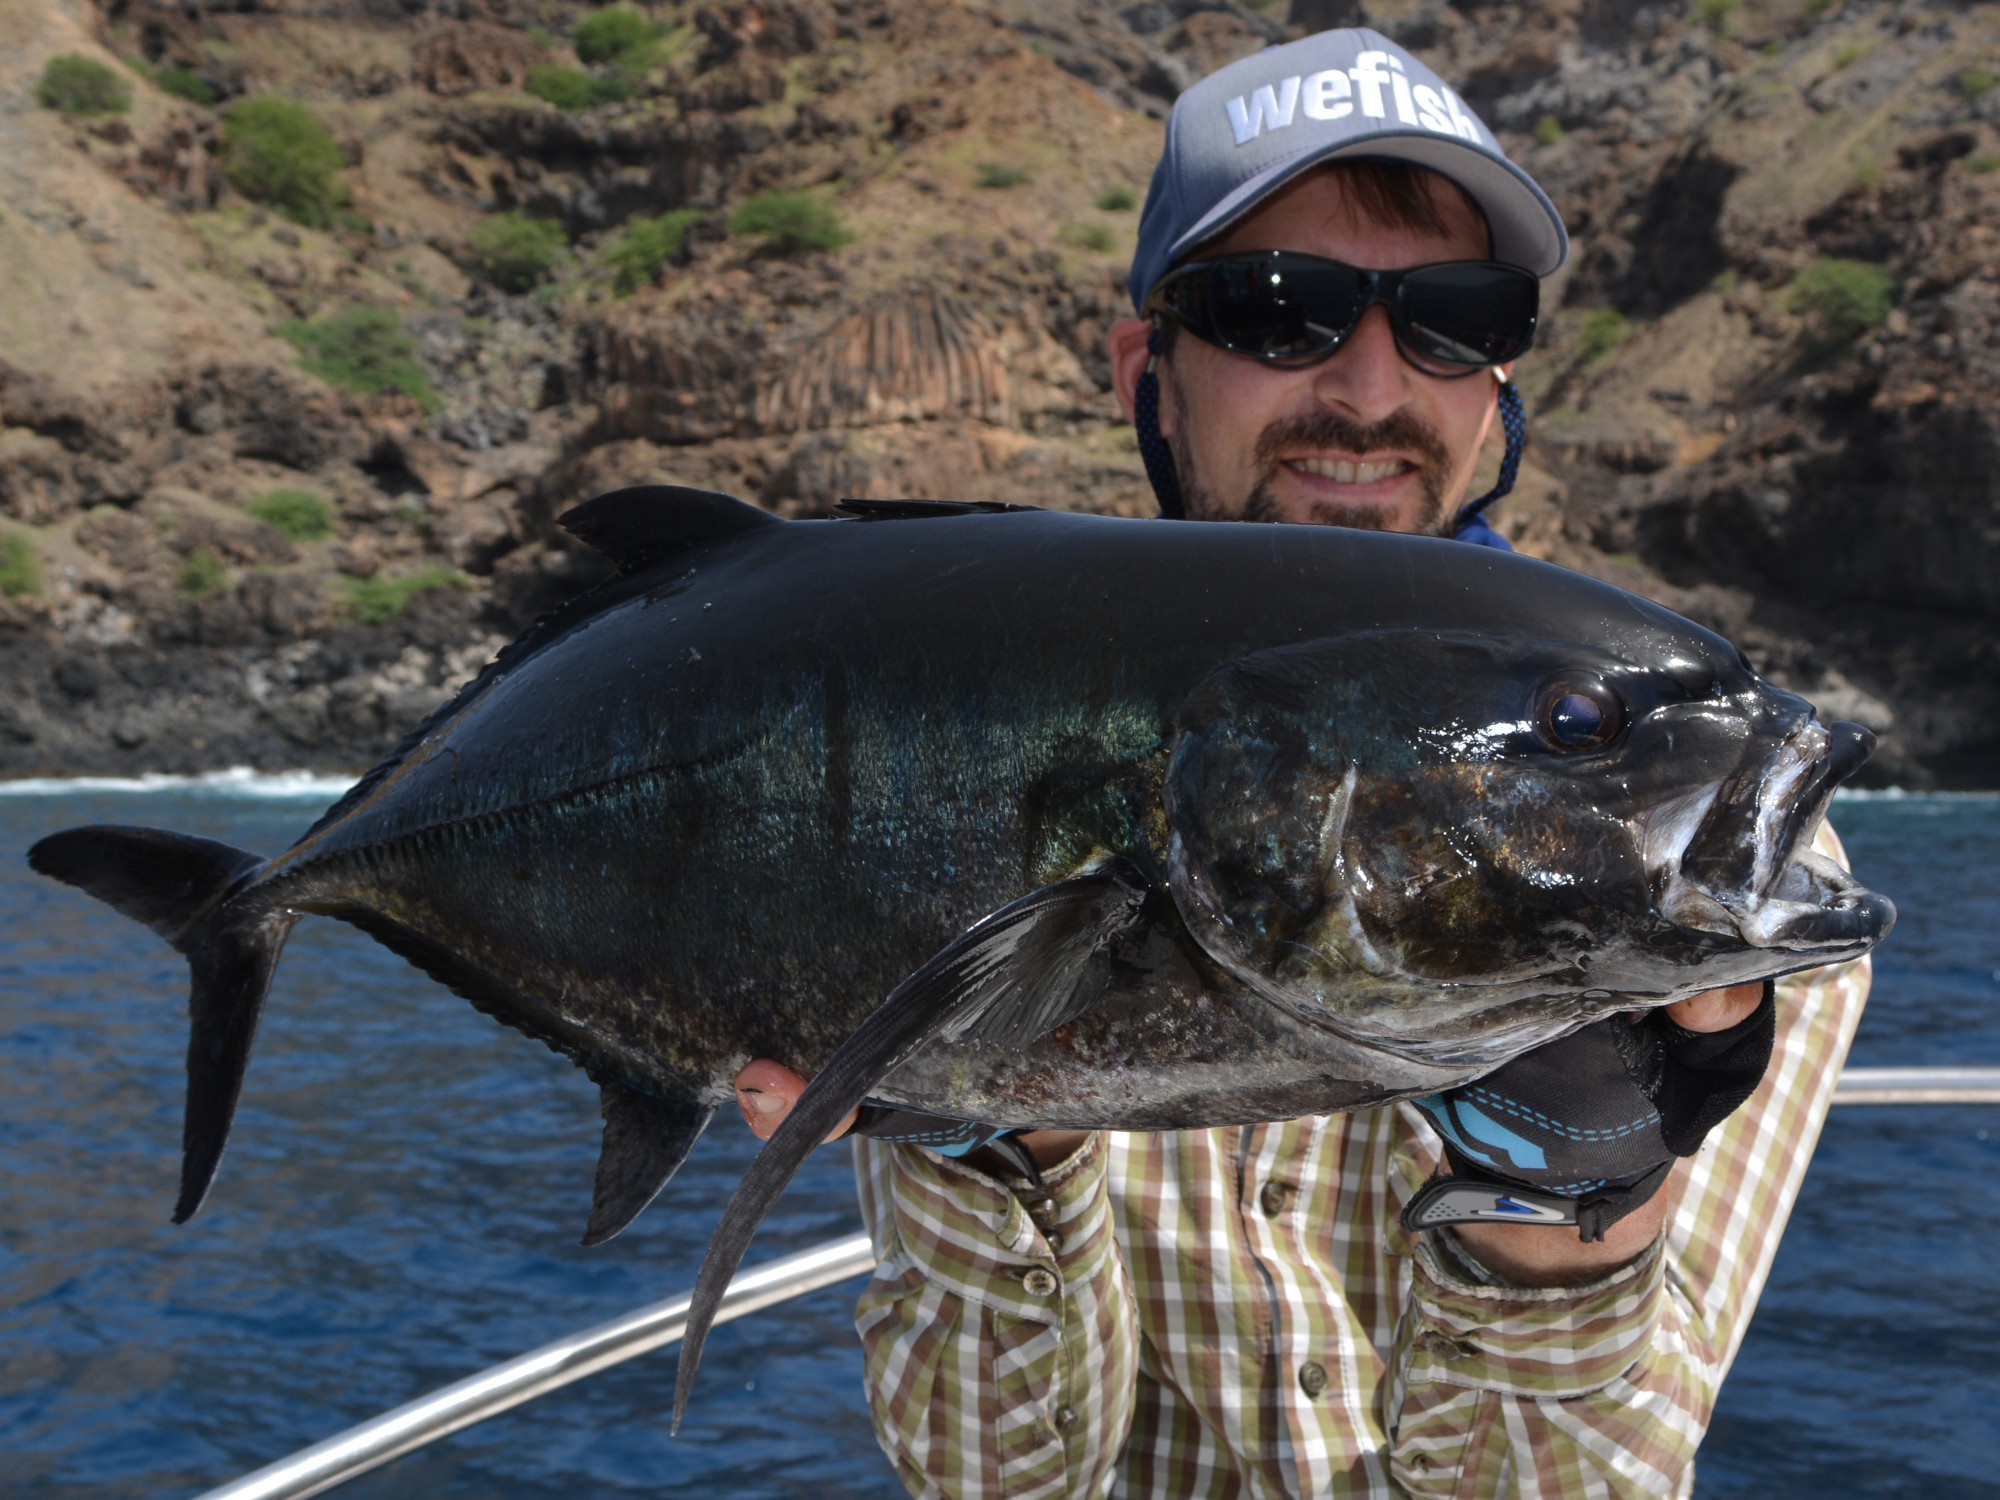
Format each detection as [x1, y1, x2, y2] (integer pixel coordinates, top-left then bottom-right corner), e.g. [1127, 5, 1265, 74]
[1445, 981, 1768, 1287]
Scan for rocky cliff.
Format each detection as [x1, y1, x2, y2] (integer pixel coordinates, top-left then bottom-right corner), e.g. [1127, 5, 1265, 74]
[1, 0, 1995, 784]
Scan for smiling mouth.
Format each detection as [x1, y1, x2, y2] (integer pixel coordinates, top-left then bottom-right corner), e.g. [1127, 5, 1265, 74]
[1285, 457, 1414, 485]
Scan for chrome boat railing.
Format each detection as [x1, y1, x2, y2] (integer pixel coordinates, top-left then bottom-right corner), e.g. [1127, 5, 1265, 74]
[196, 1065, 2000, 1500]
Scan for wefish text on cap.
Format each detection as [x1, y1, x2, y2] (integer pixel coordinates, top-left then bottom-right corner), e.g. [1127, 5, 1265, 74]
[1129, 28, 1568, 312]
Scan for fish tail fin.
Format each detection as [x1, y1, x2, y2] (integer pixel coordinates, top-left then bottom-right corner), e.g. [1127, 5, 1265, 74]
[28, 825, 292, 1222]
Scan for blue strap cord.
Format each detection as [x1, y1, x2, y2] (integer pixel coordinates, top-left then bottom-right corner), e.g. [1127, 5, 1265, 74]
[1133, 329, 1185, 520]
[1452, 376, 1526, 533]
[1133, 328, 1526, 548]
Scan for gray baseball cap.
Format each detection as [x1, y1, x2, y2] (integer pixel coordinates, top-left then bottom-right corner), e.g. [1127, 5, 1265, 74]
[1128, 28, 1568, 312]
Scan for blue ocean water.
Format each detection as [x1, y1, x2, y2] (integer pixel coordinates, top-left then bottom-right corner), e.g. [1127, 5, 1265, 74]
[0, 782, 1994, 1498]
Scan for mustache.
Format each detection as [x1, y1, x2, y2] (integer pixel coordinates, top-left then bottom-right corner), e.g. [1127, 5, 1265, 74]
[1251, 408, 1454, 477]
[1243, 408, 1455, 535]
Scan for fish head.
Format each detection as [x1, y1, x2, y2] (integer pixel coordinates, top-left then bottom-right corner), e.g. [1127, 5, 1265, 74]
[1163, 625, 1895, 1066]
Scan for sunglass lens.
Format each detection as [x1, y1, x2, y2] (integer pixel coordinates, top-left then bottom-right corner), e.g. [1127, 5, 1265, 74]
[1207, 257, 1367, 362]
[1398, 265, 1539, 367]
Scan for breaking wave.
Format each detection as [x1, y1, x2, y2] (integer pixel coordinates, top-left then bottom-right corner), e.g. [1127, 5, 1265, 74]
[0, 767, 358, 798]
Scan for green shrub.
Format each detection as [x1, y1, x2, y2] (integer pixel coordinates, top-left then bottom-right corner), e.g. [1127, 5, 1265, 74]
[157, 66, 219, 105]
[221, 97, 346, 227]
[341, 567, 466, 624]
[277, 307, 438, 409]
[1964, 152, 2000, 175]
[0, 533, 41, 598]
[527, 63, 631, 110]
[572, 6, 665, 69]
[177, 546, 228, 598]
[37, 55, 132, 117]
[975, 161, 1029, 189]
[1787, 257, 1896, 352]
[249, 488, 334, 541]
[729, 190, 853, 255]
[1061, 222, 1115, 253]
[1832, 40, 1870, 72]
[1533, 113, 1563, 147]
[1957, 66, 1997, 100]
[1094, 183, 1136, 212]
[469, 211, 567, 293]
[1576, 306, 1630, 363]
[1694, 0, 1736, 35]
[604, 207, 703, 293]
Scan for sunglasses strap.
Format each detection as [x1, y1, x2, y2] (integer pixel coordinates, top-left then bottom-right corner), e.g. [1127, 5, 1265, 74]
[1136, 327, 1186, 519]
[1453, 375, 1525, 532]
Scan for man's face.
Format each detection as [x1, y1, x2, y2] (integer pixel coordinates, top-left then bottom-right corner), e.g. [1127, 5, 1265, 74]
[1143, 171, 1503, 536]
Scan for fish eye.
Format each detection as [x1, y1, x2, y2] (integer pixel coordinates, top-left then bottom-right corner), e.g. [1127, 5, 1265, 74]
[1538, 682, 1624, 752]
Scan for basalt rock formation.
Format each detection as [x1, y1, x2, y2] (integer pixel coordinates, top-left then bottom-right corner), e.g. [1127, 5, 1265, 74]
[1, 0, 1996, 784]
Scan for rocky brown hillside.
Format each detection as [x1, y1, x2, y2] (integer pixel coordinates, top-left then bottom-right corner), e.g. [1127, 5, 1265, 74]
[1, 0, 1995, 785]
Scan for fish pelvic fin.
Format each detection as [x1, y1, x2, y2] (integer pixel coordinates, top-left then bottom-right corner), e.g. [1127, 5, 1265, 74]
[585, 1083, 716, 1247]
[671, 859, 1152, 1433]
[27, 826, 290, 1223]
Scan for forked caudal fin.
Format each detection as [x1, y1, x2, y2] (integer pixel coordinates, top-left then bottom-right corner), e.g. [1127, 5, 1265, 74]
[27, 825, 291, 1223]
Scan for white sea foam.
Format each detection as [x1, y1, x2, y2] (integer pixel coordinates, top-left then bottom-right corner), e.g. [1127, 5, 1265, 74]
[0, 767, 359, 799]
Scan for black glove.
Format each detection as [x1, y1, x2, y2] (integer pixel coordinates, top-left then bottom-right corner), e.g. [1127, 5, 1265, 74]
[850, 1103, 1047, 1188]
[1402, 984, 1776, 1243]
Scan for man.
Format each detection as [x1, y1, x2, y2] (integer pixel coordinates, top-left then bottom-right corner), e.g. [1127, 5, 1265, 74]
[735, 28, 1869, 1497]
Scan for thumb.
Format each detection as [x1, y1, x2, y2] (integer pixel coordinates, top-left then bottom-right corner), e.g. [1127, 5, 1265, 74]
[733, 1058, 859, 1143]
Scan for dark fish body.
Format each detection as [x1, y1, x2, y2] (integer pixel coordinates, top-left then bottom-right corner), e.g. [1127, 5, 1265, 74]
[29, 489, 1893, 1418]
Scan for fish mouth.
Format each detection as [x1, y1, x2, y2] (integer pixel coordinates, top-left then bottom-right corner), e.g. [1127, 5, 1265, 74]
[1646, 719, 1895, 952]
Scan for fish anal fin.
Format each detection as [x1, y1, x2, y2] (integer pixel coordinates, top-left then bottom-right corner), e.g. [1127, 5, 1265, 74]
[558, 485, 781, 574]
[585, 1084, 715, 1247]
[670, 859, 1153, 1431]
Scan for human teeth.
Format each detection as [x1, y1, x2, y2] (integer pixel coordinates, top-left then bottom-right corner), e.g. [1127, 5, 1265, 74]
[1289, 458, 1406, 484]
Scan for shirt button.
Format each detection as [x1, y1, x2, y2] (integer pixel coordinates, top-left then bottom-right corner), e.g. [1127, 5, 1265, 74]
[1021, 1267, 1058, 1297]
[1044, 1230, 1064, 1253]
[1298, 1361, 1329, 1398]
[1259, 1181, 1289, 1217]
[1055, 1405, 1078, 1429]
[1025, 1195, 1058, 1220]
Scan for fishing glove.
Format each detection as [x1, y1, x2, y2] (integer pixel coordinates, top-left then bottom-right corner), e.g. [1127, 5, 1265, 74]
[1402, 983, 1776, 1243]
[849, 1103, 1047, 1187]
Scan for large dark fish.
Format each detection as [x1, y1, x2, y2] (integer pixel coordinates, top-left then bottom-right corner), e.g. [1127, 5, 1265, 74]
[29, 488, 1893, 1424]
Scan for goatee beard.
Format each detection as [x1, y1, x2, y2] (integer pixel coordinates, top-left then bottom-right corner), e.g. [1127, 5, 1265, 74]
[1164, 364, 1457, 537]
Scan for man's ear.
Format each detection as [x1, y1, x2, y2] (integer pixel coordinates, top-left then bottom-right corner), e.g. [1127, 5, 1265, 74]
[1109, 316, 1154, 424]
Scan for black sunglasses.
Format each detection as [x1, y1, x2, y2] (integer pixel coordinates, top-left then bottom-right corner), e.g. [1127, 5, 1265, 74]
[1144, 252, 1540, 378]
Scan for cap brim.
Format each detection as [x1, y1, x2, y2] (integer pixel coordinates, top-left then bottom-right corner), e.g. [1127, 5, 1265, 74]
[1166, 132, 1568, 280]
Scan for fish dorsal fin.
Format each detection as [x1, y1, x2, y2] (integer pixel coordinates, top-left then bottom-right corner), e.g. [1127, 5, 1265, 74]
[834, 497, 1044, 521]
[558, 485, 782, 573]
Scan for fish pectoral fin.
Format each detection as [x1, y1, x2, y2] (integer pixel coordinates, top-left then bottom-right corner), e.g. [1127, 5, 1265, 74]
[670, 860, 1153, 1432]
[558, 484, 782, 574]
[583, 1084, 717, 1247]
[931, 861, 1154, 1050]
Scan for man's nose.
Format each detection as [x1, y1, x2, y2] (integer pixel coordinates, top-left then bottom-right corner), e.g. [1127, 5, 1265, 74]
[1309, 303, 1410, 424]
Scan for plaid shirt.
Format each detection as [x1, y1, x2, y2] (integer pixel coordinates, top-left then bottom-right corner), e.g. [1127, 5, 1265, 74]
[853, 823, 1870, 1499]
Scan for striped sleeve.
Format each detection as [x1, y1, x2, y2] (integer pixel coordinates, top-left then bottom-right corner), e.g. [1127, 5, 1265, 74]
[851, 1134, 1138, 1500]
[1386, 820, 1871, 1497]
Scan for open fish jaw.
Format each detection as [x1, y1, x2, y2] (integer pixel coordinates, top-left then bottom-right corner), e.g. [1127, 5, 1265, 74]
[1652, 716, 1892, 952]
